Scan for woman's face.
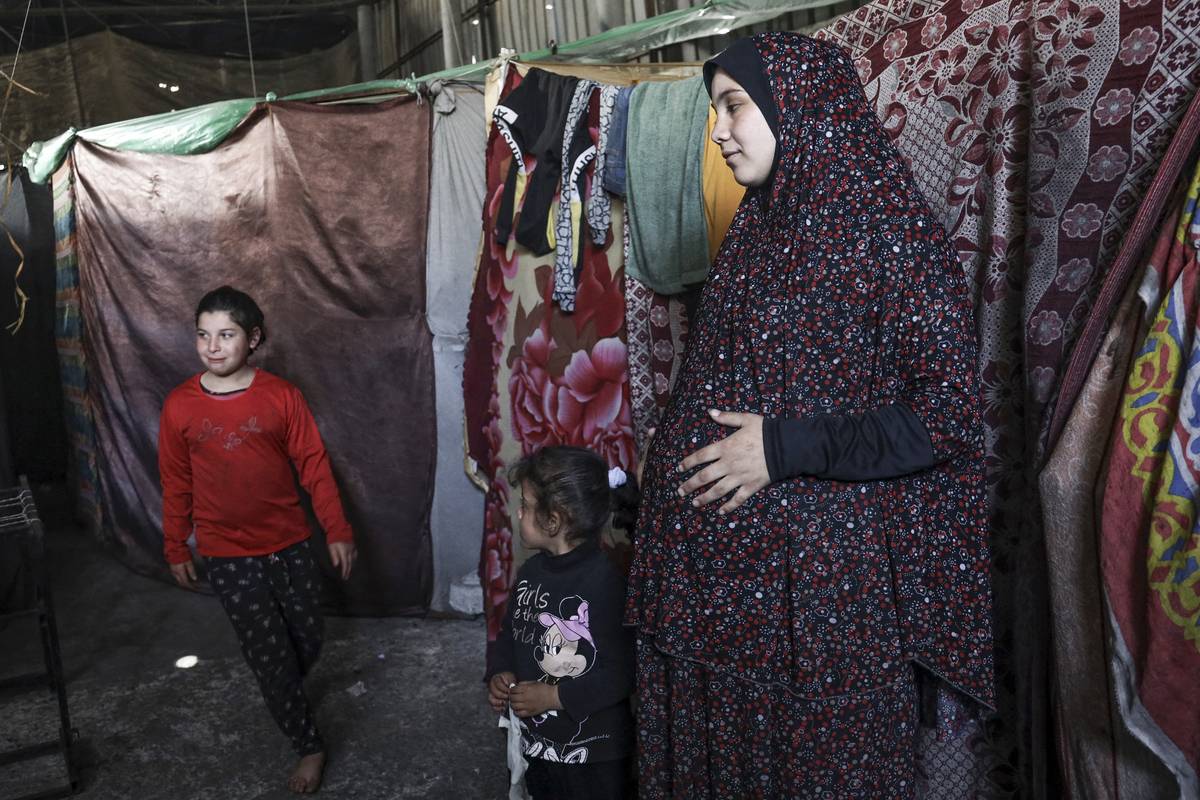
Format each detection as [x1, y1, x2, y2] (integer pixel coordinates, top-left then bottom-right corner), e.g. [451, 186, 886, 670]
[709, 68, 777, 188]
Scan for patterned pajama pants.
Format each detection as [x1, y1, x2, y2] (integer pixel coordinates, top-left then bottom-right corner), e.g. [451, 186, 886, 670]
[208, 539, 325, 756]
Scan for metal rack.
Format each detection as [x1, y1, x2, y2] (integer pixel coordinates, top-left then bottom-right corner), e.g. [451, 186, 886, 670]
[0, 478, 78, 800]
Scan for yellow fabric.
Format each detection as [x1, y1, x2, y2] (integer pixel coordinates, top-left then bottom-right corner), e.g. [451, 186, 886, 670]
[571, 197, 584, 266]
[509, 168, 552, 250]
[702, 108, 746, 263]
[546, 196, 558, 251]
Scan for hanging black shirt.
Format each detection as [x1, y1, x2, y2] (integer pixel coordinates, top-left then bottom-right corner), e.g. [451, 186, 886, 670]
[493, 69, 579, 256]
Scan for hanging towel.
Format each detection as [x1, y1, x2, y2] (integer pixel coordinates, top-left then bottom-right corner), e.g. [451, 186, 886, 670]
[553, 80, 599, 312]
[587, 84, 620, 246]
[626, 76, 711, 295]
[603, 86, 634, 197]
[493, 68, 579, 256]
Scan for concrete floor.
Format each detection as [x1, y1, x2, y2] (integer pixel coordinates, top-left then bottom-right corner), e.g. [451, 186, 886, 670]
[0, 486, 506, 800]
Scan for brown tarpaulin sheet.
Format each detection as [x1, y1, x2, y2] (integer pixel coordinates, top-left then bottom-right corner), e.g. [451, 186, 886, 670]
[70, 97, 434, 615]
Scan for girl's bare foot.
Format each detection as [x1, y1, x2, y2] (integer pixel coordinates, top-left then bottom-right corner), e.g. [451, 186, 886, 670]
[288, 752, 325, 794]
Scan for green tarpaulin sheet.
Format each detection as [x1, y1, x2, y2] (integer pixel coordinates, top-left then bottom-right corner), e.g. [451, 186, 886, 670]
[23, 0, 844, 183]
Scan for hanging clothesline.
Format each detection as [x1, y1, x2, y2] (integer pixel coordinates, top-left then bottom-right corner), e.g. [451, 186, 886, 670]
[20, 0, 845, 184]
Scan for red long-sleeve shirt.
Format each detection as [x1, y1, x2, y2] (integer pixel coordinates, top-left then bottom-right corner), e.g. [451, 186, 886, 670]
[158, 369, 353, 565]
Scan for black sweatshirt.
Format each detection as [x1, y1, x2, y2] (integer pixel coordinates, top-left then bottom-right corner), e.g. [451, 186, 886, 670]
[489, 540, 635, 764]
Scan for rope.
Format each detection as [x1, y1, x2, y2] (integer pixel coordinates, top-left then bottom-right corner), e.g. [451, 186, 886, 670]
[242, 0, 258, 99]
[0, 0, 29, 336]
[0, 176, 28, 335]
[0, 0, 32, 152]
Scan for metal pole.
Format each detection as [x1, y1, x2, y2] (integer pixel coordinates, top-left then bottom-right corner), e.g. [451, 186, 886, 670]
[357, 3, 378, 80]
[439, 0, 464, 70]
[0, 2, 363, 17]
[548, 0, 562, 48]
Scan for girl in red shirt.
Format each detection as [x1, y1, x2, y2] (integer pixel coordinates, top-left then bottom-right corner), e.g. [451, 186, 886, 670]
[158, 285, 356, 794]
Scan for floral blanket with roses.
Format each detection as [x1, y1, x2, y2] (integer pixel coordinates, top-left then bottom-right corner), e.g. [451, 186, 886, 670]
[816, 0, 1198, 795]
[463, 67, 638, 662]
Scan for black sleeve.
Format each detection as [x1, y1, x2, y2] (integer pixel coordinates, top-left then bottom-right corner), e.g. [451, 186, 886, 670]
[494, 160, 520, 245]
[486, 591, 518, 679]
[762, 402, 935, 483]
[555, 571, 635, 721]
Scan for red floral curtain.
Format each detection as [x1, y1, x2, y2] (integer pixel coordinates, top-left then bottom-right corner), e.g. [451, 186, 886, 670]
[463, 68, 638, 650]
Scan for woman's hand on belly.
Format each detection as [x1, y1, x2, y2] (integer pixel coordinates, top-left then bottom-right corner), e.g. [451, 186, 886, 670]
[676, 409, 770, 514]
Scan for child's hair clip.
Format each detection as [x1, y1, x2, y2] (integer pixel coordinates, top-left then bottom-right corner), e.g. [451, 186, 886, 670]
[607, 467, 627, 490]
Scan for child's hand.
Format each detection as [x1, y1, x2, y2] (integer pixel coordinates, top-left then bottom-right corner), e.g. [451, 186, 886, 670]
[509, 681, 562, 718]
[169, 560, 198, 590]
[328, 541, 357, 580]
[488, 671, 516, 712]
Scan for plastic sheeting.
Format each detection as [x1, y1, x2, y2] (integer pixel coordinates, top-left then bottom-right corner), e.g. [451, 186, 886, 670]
[11, 29, 357, 181]
[426, 83, 488, 612]
[492, 0, 851, 64]
[25, 0, 844, 183]
[52, 164, 101, 540]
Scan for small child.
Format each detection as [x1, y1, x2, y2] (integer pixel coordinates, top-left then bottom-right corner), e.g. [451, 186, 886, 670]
[158, 285, 356, 794]
[487, 446, 638, 799]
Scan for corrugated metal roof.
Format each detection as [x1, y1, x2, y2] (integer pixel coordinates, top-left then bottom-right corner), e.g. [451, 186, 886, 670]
[361, 0, 869, 80]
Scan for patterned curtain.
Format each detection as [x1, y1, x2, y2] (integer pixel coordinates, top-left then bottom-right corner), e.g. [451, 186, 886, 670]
[624, 274, 690, 455]
[1096, 163, 1200, 795]
[463, 67, 641, 652]
[51, 163, 104, 542]
[1040, 162, 1200, 799]
[814, 0, 1200, 794]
